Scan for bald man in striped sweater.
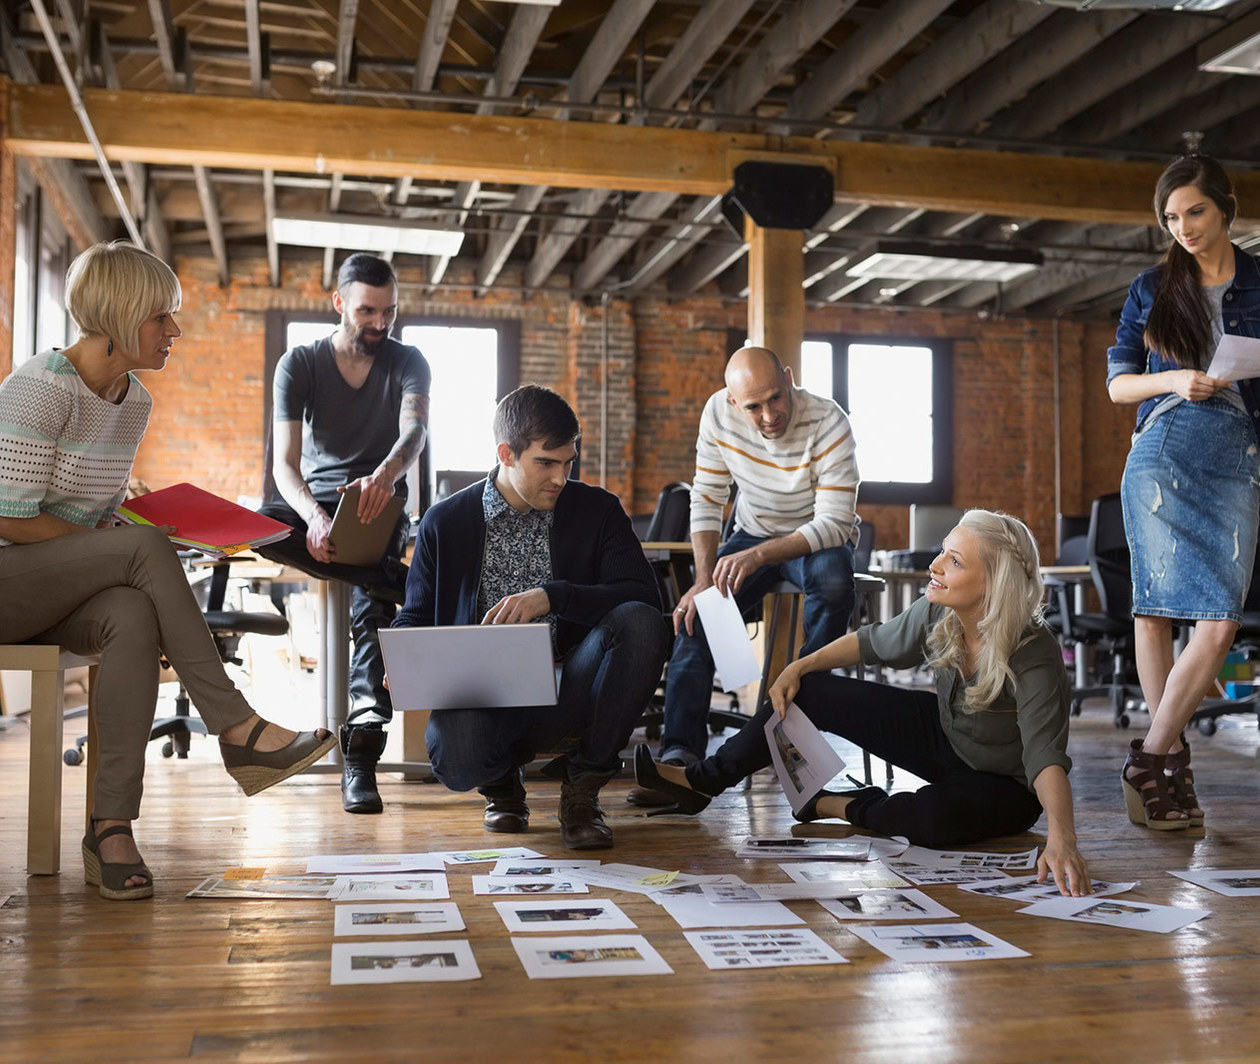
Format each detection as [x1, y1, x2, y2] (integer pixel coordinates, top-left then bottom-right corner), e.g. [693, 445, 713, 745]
[644, 346, 860, 781]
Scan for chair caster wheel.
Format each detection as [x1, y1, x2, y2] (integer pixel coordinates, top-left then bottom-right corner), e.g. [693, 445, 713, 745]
[162, 741, 175, 758]
[1198, 718, 1217, 737]
[709, 723, 726, 736]
[645, 723, 660, 741]
[63, 748, 83, 766]
[1115, 714, 1130, 729]
[1069, 698, 1083, 717]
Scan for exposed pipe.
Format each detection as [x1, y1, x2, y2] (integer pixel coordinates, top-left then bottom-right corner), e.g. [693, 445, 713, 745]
[27, 0, 143, 246]
[600, 290, 610, 489]
[1052, 315, 1063, 559]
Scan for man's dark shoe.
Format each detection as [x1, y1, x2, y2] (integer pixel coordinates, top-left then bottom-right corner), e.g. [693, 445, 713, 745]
[339, 723, 387, 814]
[481, 767, 529, 833]
[559, 768, 616, 850]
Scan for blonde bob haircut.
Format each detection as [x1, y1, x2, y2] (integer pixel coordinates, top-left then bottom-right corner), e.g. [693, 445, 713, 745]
[925, 509, 1045, 713]
[65, 241, 180, 357]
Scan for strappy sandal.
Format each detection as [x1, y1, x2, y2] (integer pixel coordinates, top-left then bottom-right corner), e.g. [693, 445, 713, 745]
[632, 744, 711, 816]
[82, 822, 153, 901]
[1166, 736, 1204, 827]
[1121, 739, 1189, 831]
[219, 719, 336, 797]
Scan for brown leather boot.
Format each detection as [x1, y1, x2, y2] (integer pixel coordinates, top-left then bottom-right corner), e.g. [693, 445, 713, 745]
[559, 768, 616, 850]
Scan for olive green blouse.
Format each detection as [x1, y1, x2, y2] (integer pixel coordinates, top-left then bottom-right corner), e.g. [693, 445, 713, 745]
[856, 596, 1072, 790]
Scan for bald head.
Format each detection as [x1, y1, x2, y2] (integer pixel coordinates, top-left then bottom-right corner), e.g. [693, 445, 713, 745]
[725, 346, 795, 439]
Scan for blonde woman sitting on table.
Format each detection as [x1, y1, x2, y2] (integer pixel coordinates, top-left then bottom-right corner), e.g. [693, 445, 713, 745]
[0, 241, 335, 901]
[635, 509, 1091, 897]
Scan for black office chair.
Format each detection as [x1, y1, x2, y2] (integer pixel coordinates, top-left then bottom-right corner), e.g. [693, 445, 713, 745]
[1058, 493, 1145, 728]
[641, 481, 692, 610]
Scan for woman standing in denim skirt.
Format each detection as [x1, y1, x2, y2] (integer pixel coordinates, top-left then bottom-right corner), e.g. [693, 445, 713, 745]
[1107, 154, 1260, 831]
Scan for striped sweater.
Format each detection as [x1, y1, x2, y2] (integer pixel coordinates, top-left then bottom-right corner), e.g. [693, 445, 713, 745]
[0, 350, 151, 545]
[690, 385, 859, 553]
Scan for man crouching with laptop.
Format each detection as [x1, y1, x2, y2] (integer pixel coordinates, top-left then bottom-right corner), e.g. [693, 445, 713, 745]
[392, 385, 670, 849]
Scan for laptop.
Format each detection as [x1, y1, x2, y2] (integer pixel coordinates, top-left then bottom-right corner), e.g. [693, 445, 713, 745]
[328, 485, 406, 567]
[379, 623, 559, 711]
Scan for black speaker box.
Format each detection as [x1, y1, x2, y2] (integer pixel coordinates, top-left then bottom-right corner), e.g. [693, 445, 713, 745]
[720, 160, 834, 234]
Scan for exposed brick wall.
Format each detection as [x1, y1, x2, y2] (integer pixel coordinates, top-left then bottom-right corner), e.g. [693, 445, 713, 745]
[128, 252, 1133, 561]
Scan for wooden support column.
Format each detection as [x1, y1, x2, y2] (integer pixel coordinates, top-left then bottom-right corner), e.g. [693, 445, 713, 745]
[745, 215, 806, 683]
[745, 216, 804, 376]
[0, 80, 17, 378]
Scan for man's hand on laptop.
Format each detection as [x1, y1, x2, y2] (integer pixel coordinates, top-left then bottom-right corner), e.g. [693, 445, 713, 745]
[305, 509, 335, 563]
[341, 470, 395, 524]
[482, 588, 550, 625]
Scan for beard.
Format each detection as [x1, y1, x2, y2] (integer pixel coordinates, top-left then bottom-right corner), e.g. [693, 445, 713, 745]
[346, 322, 389, 355]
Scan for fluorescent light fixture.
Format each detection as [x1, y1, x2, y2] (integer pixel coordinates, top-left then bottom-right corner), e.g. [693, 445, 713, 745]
[490, 0, 560, 5]
[1198, 8, 1260, 74]
[846, 239, 1042, 284]
[270, 213, 465, 257]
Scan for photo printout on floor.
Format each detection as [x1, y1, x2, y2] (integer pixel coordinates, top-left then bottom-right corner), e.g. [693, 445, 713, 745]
[333, 902, 465, 937]
[685, 928, 848, 971]
[848, 923, 1030, 963]
[512, 935, 673, 979]
[330, 939, 480, 984]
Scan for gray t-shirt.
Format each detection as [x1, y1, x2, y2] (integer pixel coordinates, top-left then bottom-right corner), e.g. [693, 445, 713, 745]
[273, 336, 430, 502]
[856, 596, 1072, 790]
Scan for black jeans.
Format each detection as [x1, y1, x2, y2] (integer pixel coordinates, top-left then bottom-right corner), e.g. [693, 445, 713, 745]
[257, 497, 409, 725]
[687, 672, 1043, 848]
[426, 602, 671, 789]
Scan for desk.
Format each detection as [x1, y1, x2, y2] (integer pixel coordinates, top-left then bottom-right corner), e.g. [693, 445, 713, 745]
[641, 540, 693, 608]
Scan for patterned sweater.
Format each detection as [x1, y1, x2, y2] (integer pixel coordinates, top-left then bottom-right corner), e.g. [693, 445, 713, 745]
[0, 350, 151, 545]
[690, 385, 859, 553]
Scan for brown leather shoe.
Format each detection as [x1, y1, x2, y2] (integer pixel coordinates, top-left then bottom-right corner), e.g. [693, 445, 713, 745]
[560, 769, 615, 850]
[481, 767, 529, 833]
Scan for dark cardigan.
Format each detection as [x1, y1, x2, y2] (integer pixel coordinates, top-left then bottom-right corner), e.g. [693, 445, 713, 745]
[395, 476, 661, 655]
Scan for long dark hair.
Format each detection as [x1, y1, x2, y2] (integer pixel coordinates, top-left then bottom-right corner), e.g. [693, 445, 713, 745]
[1144, 154, 1237, 370]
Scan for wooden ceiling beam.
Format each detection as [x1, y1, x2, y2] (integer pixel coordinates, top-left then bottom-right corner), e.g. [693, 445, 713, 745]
[11, 82, 1260, 227]
[392, 0, 458, 207]
[851, 0, 1052, 129]
[986, 11, 1231, 140]
[193, 164, 228, 285]
[920, 8, 1136, 133]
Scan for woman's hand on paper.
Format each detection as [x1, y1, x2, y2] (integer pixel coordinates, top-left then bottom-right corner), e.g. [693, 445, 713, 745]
[1169, 368, 1229, 402]
[1037, 837, 1091, 898]
[768, 662, 802, 720]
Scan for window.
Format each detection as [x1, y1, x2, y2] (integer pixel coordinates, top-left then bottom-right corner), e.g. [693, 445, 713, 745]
[800, 335, 952, 505]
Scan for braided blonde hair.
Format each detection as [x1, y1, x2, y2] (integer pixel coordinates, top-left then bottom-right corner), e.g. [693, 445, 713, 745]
[925, 509, 1045, 712]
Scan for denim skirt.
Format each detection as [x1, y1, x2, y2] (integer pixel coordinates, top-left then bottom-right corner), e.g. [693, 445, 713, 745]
[1121, 397, 1260, 623]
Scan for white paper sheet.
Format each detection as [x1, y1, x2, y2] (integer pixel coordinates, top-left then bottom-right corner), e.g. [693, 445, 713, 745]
[329, 874, 450, 901]
[436, 847, 543, 865]
[701, 882, 860, 903]
[659, 895, 804, 929]
[489, 859, 602, 877]
[849, 922, 1030, 963]
[693, 585, 761, 691]
[649, 875, 747, 903]
[1169, 868, 1260, 897]
[779, 861, 910, 891]
[957, 875, 1137, 903]
[494, 898, 635, 933]
[333, 902, 465, 937]
[330, 939, 480, 984]
[471, 875, 588, 895]
[684, 928, 848, 971]
[1207, 332, 1260, 382]
[305, 852, 444, 875]
[736, 836, 871, 861]
[892, 844, 1039, 872]
[818, 889, 957, 921]
[512, 934, 673, 979]
[1018, 896, 1209, 934]
[186, 875, 338, 900]
[572, 863, 701, 895]
[763, 703, 846, 814]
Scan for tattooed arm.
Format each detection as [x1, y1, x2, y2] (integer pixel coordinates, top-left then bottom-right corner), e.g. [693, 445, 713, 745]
[346, 391, 430, 522]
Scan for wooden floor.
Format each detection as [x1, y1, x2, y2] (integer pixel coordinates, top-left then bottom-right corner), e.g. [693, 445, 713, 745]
[3, 686, 1260, 1063]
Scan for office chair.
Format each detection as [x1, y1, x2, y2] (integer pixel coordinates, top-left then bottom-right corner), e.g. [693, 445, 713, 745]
[641, 481, 692, 610]
[1059, 493, 1145, 729]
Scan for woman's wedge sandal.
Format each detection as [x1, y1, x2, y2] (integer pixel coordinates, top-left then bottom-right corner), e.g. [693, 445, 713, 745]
[82, 822, 153, 901]
[1121, 739, 1189, 831]
[219, 720, 337, 797]
[1166, 737, 1204, 827]
[632, 744, 711, 816]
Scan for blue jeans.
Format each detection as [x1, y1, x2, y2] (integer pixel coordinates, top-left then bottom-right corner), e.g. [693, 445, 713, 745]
[426, 601, 671, 789]
[660, 530, 855, 760]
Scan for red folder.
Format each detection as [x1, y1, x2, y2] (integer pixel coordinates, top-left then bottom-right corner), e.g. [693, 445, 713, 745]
[115, 482, 292, 558]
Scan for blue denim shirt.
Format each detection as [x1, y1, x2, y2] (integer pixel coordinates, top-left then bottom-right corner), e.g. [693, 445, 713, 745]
[1106, 244, 1260, 430]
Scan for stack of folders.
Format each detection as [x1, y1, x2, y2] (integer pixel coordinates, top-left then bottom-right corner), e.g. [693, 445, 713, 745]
[115, 482, 292, 559]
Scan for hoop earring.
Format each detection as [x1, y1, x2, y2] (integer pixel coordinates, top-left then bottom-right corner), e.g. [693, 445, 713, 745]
[106, 339, 114, 357]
